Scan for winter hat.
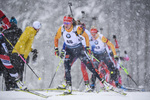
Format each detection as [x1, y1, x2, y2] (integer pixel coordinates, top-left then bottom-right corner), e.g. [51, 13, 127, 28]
[63, 16, 73, 22]
[33, 21, 41, 30]
[90, 27, 98, 33]
[10, 16, 17, 25]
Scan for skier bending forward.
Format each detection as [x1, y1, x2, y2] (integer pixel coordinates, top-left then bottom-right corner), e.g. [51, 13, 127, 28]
[54, 15, 113, 94]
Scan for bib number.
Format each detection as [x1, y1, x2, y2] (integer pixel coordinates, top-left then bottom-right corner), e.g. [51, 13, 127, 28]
[67, 40, 73, 44]
[95, 46, 100, 49]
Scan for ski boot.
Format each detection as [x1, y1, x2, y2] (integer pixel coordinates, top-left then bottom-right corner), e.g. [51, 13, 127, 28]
[10, 73, 27, 90]
[57, 82, 66, 89]
[103, 81, 113, 91]
[16, 80, 27, 90]
[63, 84, 72, 94]
[85, 84, 94, 92]
[14, 76, 27, 90]
[85, 84, 92, 92]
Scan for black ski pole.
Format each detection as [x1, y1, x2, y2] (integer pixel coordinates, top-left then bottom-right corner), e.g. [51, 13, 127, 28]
[113, 35, 138, 86]
[119, 63, 138, 86]
[124, 51, 138, 86]
[2, 74, 4, 91]
[24, 62, 27, 83]
[81, 11, 85, 20]
[127, 74, 138, 86]
[100, 28, 103, 34]
[92, 17, 97, 20]
[1, 32, 41, 80]
[91, 16, 97, 27]
[68, 2, 73, 17]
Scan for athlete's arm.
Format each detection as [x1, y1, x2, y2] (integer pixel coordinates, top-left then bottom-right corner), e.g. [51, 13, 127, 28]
[101, 36, 117, 56]
[77, 26, 89, 47]
[54, 26, 62, 47]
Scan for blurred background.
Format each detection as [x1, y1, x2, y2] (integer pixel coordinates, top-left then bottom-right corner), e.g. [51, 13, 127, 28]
[0, 0, 150, 91]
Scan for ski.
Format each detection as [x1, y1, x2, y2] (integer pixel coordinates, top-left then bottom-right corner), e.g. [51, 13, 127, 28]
[31, 88, 65, 91]
[97, 88, 127, 96]
[15, 89, 50, 98]
[111, 88, 127, 96]
[121, 86, 145, 92]
[57, 93, 76, 96]
[31, 88, 78, 91]
[56, 91, 84, 96]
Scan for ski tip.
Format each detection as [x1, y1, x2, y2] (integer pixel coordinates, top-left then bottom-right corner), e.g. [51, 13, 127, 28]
[38, 77, 41, 80]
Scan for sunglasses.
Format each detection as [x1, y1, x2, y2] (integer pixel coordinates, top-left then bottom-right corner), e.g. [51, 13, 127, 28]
[64, 22, 71, 25]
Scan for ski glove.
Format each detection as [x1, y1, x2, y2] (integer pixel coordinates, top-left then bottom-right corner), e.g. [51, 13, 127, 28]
[32, 49, 38, 54]
[86, 46, 91, 55]
[114, 55, 119, 61]
[32, 54, 37, 62]
[60, 49, 65, 59]
[31, 49, 38, 62]
[113, 35, 116, 39]
[55, 47, 59, 56]
[124, 51, 127, 54]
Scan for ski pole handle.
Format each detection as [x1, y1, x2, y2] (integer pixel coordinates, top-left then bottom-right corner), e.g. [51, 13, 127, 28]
[91, 54, 100, 62]
[120, 64, 129, 75]
[123, 67, 129, 75]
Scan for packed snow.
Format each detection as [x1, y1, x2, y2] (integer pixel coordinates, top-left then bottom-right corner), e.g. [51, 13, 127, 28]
[0, 91, 150, 100]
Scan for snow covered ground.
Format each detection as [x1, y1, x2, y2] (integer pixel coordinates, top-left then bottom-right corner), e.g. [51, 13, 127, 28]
[0, 91, 150, 100]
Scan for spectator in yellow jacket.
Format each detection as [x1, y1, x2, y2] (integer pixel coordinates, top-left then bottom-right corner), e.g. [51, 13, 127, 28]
[11, 21, 41, 83]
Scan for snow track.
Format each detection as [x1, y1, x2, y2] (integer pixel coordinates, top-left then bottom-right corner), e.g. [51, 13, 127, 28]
[0, 91, 150, 100]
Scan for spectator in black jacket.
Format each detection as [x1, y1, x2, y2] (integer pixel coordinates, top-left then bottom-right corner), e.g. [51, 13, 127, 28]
[2, 16, 24, 90]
